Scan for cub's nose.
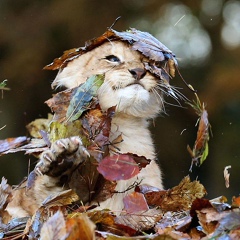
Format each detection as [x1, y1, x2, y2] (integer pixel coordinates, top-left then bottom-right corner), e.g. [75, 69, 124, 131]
[129, 68, 146, 80]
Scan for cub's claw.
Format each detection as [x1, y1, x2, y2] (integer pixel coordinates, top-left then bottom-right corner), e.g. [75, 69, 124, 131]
[35, 136, 89, 177]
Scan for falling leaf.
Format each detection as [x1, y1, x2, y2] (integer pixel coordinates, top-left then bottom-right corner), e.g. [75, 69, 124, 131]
[224, 165, 231, 188]
[66, 74, 104, 122]
[187, 93, 211, 171]
[0, 79, 10, 91]
[97, 154, 140, 181]
[40, 211, 66, 240]
[123, 192, 149, 213]
[144, 176, 206, 211]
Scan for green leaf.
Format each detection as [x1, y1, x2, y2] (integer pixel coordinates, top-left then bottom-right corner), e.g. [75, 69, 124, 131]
[49, 120, 88, 146]
[0, 80, 10, 90]
[66, 74, 104, 122]
[200, 142, 209, 165]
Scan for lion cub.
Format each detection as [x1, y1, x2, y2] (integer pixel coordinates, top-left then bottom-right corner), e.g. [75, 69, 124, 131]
[6, 35, 173, 219]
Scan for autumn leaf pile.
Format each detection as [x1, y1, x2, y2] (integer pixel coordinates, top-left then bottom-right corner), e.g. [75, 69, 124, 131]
[1, 28, 240, 239]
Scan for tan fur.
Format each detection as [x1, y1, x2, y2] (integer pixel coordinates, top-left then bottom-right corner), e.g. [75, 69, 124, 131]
[6, 41, 164, 218]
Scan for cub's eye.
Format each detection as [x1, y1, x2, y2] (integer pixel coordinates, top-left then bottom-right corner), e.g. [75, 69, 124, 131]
[105, 55, 121, 63]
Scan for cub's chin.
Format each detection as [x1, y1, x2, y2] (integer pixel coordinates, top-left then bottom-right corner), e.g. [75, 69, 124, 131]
[98, 83, 161, 118]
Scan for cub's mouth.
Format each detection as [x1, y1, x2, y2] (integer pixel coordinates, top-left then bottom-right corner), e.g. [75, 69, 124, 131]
[112, 81, 145, 91]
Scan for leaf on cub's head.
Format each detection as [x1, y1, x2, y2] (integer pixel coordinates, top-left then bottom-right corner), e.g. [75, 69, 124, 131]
[66, 74, 104, 122]
[97, 154, 140, 181]
[44, 28, 177, 87]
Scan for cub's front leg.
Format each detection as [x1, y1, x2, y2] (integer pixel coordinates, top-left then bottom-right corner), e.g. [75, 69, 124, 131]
[35, 136, 89, 182]
[6, 137, 89, 220]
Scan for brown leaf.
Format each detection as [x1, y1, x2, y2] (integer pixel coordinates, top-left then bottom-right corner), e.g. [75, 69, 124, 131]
[66, 214, 95, 240]
[42, 189, 79, 208]
[232, 196, 240, 207]
[40, 211, 66, 240]
[0, 136, 29, 155]
[97, 154, 140, 181]
[144, 176, 206, 211]
[123, 192, 148, 213]
[45, 88, 75, 122]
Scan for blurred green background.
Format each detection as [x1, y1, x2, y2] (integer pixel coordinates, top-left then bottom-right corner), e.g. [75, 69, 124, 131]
[0, 0, 239, 201]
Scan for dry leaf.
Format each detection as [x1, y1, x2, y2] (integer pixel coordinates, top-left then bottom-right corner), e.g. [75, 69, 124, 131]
[232, 196, 240, 208]
[0, 136, 29, 155]
[42, 189, 79, 208]
[144, 176, 206, 211]
[123, 192, 149, 213]
[66, 214, 95, 240]
[40, 211, 66, 240]
[115, 208, 162, 231]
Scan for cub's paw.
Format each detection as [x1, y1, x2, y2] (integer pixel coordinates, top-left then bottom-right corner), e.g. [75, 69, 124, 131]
[35, 136, 89, 177]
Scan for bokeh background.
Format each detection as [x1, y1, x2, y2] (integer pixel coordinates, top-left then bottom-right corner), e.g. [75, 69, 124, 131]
[0, 0, 239, 201]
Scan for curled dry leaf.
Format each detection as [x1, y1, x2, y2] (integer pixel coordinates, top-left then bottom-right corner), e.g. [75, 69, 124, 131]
[223, 165, 231, 188]
[144, 176, 206, 212]
[0, 136, 29, 155]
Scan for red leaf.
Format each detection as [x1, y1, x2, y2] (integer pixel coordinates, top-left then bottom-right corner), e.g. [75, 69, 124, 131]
[123, 192, 149, 213]
[97, 154, 139, 181]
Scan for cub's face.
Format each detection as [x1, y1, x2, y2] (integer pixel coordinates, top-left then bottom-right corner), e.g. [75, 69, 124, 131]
[53, 41, 163, 118]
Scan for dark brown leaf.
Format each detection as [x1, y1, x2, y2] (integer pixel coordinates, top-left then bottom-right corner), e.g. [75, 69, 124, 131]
[144, 176, 206, 211]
